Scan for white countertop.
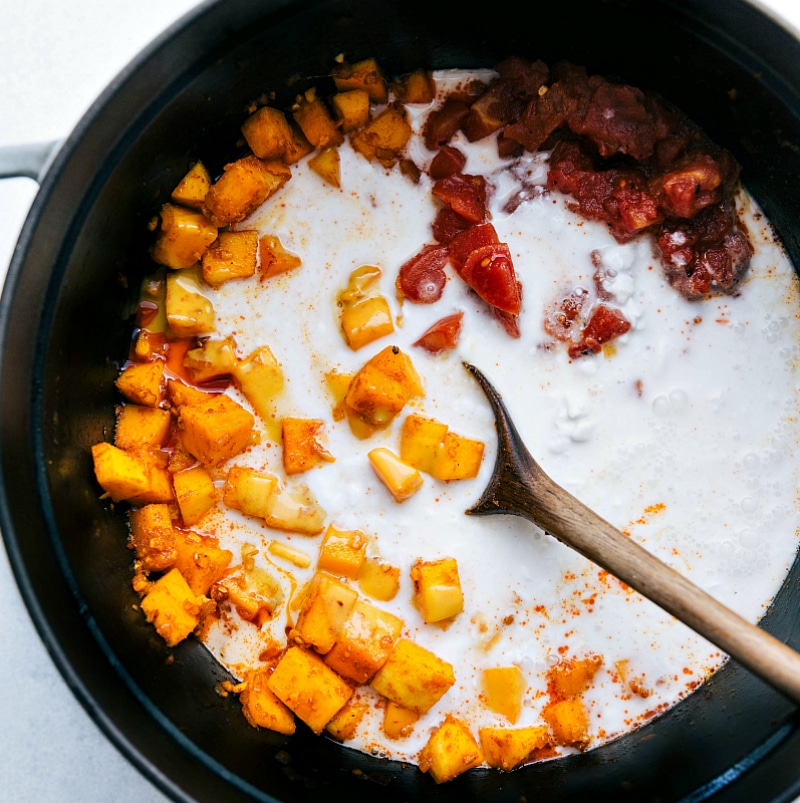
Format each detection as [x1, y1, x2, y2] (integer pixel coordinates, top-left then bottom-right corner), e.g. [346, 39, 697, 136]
[1, 1, 799, 800]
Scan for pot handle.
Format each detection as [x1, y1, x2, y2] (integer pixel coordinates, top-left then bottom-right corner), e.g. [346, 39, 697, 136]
[0, 140, 62, 183]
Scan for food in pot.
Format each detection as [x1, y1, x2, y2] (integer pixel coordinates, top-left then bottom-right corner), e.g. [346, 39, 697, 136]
[91, 55, 800, 783]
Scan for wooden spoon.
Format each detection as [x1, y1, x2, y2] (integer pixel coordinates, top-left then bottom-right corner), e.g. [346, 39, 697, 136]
[463, 361, 800, 705]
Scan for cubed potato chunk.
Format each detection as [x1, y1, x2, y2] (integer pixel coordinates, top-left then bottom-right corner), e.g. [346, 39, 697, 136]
[173, 466, 216, 526]
[129, 503, 176, 573]
[170, 161, 212, 210]
[432, 431, 485, 481]
[400, 413, 484, 481]
[172, 529, 232, 596]
[258, 235, 302, 280]
[337, 264, 394, 351]
[183, 337, 238, 385]
[418, 715, 483, 784]
[167, 378, 214, 409]
[140, 567, 205, 647]
[223, 466, 279, 519]
[263, 482, 327, 535]
[358, 557, 400, 601]
[318, 524, 367, 579]
[331, 89, 370, 133]
[542, 697, 590, 748]
[382, 701, 419, 739]
[548, 654, 604, 698]
[91, 441, 152, 502]
[370, 638, 455, 714]
[478, 725, 550, 771]
[240, 667, 296, 735]
[292, 90, 343, 149]
[177, 393, 254, 467]
[223, 564, 284, 626]
[368, 448, 423, 503]
[128, 452, 176, 506]
[283, 121, 314, 164]
[331, 57, 388, 103]
[411, 557, 463, 623]
[150, 203, 218, 269]
[165, 267, 215, 337]
[307, 147, 341, 188]
[324, 599, 403, 684]
[203, 156, 291, 227]
[350, 105, 413, 167]
[267, 646, 353, 734]
[232, 345, 284, 439]
[281, 418, 334, 474]
[482, 665, 525, 724]
[241, 106, 293, 160]
[293, 572, 358, 654]
[115, 404, 171, 452]
[115, 360, 165, 407]
[392, 69, 436, 104]
[325, 697, 369, 742]
[202, 230, 258, 286]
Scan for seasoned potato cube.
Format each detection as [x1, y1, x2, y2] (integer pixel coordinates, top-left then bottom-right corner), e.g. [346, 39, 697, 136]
[399, 414, 448, 475]
[172, 466, 216, 526]
[293, 572, 358, 654]
[172, 529, 232, 596]
[324, 599, 403, 684]
[129, 503, 176, 573]
[482, 666, 525, 724]
[267, 646, 353, 734]
[258, 235, 302, 280]
[202, 230, 258, 286]
[115, 404, 171, 452]
[183, 337, 237, 384]
[307, 147, 341, 188]
[548, 654, 604, 698]
[91, 441, 152, 502]
[325, 697, 369, 742]
[331, 89, 370, 132]
[350, 105, 413, 167]
[167, 378, 214, 409]
[241, 106, 293, 160]
[370, 638, 455, 714]
[358, 557, 400, 601]
[240, 667, 296, 734]
[203, 155, 291, 227]
[418, 715, 483, 784]
[140, 567, 205, 647]
[263, 482, 326, 535]
[165, 267, 215, 337]
[232, 345, 284, 439]
[223, 466, 279, 519]
[331, 57, 388, 103]
[542, 697, 590, 748]
[128, 453, 175, 506]
[318, 524, 367, 579]
[410, 557, 463, 623]
[341, 296, 394, 351]
[115, 360, 165, 407]
[383, 701, 419, 739]
[177, 393, 254, 467]
[292, 91, 343, 149]
[281, 418, 334, 474]
[150, 203, 218, 269]
[170, 161, 212, 210]
[223, 564, 284, 626]
[431, 431, 484, 481]
[368, 448, 423, 503]
[283, 121, 315, 164]
[392, 69, 436, 104]
[345, 345, 422, 429]
[479, 725, 549, 771]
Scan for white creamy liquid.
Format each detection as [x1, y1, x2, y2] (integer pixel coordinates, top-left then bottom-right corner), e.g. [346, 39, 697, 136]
[195, 70, 800, 764]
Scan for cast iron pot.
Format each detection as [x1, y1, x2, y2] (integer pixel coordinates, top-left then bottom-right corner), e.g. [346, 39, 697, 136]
[3, 0, 800, 800]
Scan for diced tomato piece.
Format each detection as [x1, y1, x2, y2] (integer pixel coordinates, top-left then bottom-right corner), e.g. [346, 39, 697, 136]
[491, 306, 521, 339]
[461, 242, 521, 315]
[396, 244, 449, 304]
[447, 222, 500, 275]
[431, 207, 473, 245]
[429, 145, 467, 180]
[567, 304, 631, 358]
[543, 287, 589, 342]
[431, 173, 487, 225]
[413, 312, 464, 355]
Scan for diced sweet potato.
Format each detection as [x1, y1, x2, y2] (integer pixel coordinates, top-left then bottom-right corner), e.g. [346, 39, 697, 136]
[400, 413, 484, 481]
[128, 452, 175, 506]
[283, 121, 315, 164]
[331, 89, 370, 132]
[167, 378, 214, 409]
[431, 432, 485, 481]
[241, 106, 293, 160]
[129, 503, 176, 573]
[410, 557, 463, 623]
[418, 715, 483, 784]
[542, 697, 590, 748]
[232, 345, 284, 440]
[350, 105, 413, 167]
[324, 599, 403, 684]
[165, 267, 216, 337]
[223, 564, 284, 626]
[91, 441, 152, 502]
[358, 557, 400, 601]
[115, 404, 171, 452]
[201, 230, 258, 286]
[368, 448, 423, 503]
[308, 147, 341, 188]
[392, 69, 436, 104]
[281, 418, 334, 474]
[183, 337, 238, 384]
[331, 57, 388, 104]
[177, 393, 254, 467]
[240, 667, 296, 734]
[258, 235, 302, 280]
[318, 524, 367, 579]
[293, 572, 358, 654]
[170, 161, 212, 210]
[223, 466, 279, 519]
[370, 638, 455, 714]
[548, 654, 604, 698]
[479, 725, 549, 771]
[482, 666, 525, 724]
[115, 360, 165, 407]
[383, 701, 419, 739]
[150, 203, 218, 269]
[202, 156, 291, 227]
[292, 90, 343, 149]
[172, 466, 217, 526]
[172, 529, 232, 596]
[140, 567, 205, 647]
[325, 697, 369, 742]
[267, 646, 353, 734]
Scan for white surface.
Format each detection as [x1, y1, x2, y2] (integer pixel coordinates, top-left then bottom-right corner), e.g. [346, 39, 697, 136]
[1, 1, 800, 800]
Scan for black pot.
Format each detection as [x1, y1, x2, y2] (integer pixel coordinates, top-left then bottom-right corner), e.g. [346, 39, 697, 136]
[3, 0, 800, 800]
